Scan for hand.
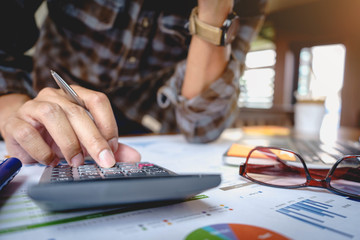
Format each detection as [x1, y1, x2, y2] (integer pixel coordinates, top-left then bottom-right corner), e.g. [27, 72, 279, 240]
[0, 87, 141, 168]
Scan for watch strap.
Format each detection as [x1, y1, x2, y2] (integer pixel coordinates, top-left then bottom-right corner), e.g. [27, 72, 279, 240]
[189, 7, 223, 46]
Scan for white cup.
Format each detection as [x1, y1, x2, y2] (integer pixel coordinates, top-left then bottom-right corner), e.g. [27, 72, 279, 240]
[294, 101, 325, 135]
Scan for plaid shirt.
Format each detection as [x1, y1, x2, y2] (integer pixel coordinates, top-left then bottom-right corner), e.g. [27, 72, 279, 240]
[0, 0, 267, 142]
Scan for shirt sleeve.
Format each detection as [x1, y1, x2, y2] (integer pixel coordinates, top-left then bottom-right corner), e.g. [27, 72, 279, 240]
[0, 0, 42, 98]
[157, 0, 268, 143]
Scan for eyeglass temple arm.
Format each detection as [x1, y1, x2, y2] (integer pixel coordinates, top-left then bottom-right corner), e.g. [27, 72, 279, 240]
[240, 148, 275, 175]
[256, 147, 289, 164]
[247, 147, 299, 170]
[240, 147, 283, 175]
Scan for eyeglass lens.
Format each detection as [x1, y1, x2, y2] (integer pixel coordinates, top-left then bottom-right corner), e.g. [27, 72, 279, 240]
[330, 156, 360, 196]
[246, 148, 360, 197]
[245, 149, 307, 187]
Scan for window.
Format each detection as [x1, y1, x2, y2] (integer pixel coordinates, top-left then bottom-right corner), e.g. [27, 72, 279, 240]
[238, 48, 276, 109]
[297, 44, 346, 100]
[296, 44, 346, 131]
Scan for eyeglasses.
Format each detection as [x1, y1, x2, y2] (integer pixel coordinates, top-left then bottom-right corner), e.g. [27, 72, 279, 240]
[239, 146, 360, 199]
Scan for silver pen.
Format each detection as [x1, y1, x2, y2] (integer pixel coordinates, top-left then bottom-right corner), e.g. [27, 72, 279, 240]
[50, 70, 94, 120]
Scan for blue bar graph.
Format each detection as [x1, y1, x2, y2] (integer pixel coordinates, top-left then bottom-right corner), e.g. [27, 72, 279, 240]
[277, 199, 353, 238]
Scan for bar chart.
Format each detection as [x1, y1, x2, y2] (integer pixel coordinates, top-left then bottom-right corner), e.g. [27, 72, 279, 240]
[276, 199, 353, 238]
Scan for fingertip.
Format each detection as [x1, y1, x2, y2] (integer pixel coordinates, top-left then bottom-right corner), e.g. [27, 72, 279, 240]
[50, 157, 60, 167]
[98, 149, 116, 168]
[108, 137, 119, 153]
[132, 150, 141, 162]
[71, 152, 84, 167]
[115, 143, 141, 163]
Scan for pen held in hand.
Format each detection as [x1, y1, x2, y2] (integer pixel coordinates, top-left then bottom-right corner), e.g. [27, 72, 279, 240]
[50, 70, 94, 121]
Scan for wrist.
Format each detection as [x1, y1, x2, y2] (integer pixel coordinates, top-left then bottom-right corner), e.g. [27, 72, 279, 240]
[188, 4, 239, 46]
[0, 94, 29, 132]
[197, 0, 232, 26]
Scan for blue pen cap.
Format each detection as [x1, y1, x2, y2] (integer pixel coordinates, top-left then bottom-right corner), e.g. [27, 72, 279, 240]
[0, 157, 22, 191]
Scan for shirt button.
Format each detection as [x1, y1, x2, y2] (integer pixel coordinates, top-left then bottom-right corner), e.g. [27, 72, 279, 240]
[128, 56, 137, 63]
[142, 17, 149, 28]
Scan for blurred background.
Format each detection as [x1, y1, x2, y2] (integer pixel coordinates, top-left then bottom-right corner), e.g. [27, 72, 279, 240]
[32, 0, 360, 133]
[236, 0, 360, 133]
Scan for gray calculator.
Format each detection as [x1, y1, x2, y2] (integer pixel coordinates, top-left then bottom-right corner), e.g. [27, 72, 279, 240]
[27, 160, 221, 211]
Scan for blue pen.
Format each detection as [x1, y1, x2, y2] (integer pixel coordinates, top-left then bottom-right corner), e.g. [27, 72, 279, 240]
[0, 157, 22, 192]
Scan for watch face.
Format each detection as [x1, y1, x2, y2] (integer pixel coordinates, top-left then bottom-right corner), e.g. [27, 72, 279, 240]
[224, 16, 240, 45]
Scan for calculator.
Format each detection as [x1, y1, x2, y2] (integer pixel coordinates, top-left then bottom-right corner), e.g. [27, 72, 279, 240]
[27, 160, 221, 211]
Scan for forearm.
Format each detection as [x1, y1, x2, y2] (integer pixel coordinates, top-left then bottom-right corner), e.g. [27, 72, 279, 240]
[182, 37, 230, 99]
[182, 0, 232, 99]
[159, 0, 267, 142]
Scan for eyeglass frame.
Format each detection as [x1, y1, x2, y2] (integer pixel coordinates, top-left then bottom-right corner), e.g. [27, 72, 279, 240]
[239, 146, 360, 199]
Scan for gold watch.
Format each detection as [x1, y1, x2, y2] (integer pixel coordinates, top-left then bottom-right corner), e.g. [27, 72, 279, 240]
[188, 7, 240, 46]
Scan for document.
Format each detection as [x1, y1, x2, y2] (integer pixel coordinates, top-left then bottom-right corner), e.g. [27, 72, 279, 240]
[0, 132, 359, 240]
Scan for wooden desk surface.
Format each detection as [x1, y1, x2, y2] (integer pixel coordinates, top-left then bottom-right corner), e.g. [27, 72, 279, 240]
[235, 125, 360, 143]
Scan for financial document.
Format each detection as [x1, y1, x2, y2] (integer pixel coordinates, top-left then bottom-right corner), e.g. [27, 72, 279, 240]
[0, 130, 359, 240]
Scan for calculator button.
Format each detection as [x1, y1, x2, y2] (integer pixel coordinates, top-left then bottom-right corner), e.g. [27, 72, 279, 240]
[79, 172, 101, 176]
[79, 175, 102, 180]
[103, 172, 125, 178]
[51, 177, 73, 182]
[78, 170, 99, 174]
[52, 171, 72, 175]
[138, 163, 154, 168]
[118, 166, 137, 171]
[55, 165, 72, 169]
[100, 167, 120, 171]
[78, 165, 98, 170]
[125, 170, 147, 177]
[78, 166, 97, 170]
[52, 169, 72, 174]
[51, 173, 73, 178]
[116, 162, 136, 166]
[53, 167, 72, 171]
[149, 170, 170, 176]
[101, 169, 123, 175]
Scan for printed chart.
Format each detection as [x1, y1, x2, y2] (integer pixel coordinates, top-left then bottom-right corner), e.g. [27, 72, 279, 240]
[185, 223, 289, 240]
[276, 198, 354, 239]
[1, 135, 359, 240]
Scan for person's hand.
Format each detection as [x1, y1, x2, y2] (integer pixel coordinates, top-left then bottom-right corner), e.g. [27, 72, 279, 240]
[0, 87, 141, 168]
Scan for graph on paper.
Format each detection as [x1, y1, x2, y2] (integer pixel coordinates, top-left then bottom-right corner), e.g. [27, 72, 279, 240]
[185, 223, 290, 240]
[276, 199, 354, 239]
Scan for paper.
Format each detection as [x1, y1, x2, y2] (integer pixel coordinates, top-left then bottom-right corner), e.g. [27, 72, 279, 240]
[242, 126, 290, 136]
[0, 131, 359, 240]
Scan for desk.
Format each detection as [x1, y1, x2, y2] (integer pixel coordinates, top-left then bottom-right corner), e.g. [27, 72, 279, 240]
[0, 128, 359, 240]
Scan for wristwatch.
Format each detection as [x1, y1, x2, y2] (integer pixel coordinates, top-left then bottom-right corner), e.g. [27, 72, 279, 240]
[188, 7, 240, 46]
